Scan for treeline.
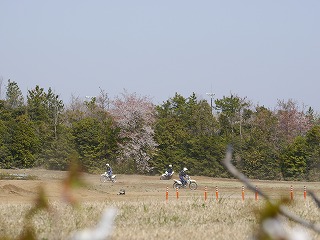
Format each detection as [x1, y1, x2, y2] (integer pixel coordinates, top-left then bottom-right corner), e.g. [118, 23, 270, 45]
[1, 80, 320, 181]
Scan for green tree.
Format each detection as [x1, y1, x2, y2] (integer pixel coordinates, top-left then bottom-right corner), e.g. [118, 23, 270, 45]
[214, 94, 251, 142]
[280, 136, 308, 180]
[4, 80, 25, 119]
[44, 124, 77, 170]
[71, 116, 119, 173]
[72, 117, 102, 172]
[154, 93, 225, 176]
[305, 125, 320, 180]
[5, 79, 24, 109]
[65, 93, 119, 172]
[27, 86, 67, 168]
[46, 88, 64, 140]
[0, 118, 11, 168]
[27, 85, 49, 122]
[8, 114, 41, 168]
[240, 107, 281, 179]
[214, 94, 254, 177]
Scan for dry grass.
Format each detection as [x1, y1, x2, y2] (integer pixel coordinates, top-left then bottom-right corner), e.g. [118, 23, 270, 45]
[1, 169, 320, 239]
[0, 198, 320, 239]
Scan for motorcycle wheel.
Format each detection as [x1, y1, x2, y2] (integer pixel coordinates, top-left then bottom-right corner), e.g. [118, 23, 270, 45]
[111, 176, 117, 183]
[173, 182, 180, 189]
[189, 182, 197, 190]
[100, 175, 107, 183]
[160, 176, 165, 180]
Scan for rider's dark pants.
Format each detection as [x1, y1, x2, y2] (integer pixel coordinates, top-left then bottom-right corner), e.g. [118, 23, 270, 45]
[180, 176, 186, 186]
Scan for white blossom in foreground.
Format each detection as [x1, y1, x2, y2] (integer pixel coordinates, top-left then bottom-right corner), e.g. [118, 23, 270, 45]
[69, 208, 117, 240]
[261, 218, 310, 240]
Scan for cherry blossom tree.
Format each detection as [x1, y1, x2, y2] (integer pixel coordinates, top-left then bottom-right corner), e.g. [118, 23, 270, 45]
[275, 99, 312, 144]
[110, 90, 157, 172]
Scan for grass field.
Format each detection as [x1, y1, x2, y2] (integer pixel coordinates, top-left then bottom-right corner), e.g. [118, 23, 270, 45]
[0, 169, 320, 239]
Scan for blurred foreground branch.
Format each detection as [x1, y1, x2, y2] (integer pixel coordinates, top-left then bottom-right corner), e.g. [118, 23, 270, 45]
[222, 145, 320, 236]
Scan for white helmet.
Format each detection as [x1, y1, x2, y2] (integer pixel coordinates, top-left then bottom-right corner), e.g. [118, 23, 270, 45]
[169, 164, 172, 168]
[106, 163, 110, 167]
[183, 167, 188, 171]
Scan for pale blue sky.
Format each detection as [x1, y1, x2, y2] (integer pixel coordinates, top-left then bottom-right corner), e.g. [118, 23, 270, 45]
[1, 1, 319, 111]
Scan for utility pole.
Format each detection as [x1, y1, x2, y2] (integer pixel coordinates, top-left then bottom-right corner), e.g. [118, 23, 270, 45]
[206, 92, 215, 114]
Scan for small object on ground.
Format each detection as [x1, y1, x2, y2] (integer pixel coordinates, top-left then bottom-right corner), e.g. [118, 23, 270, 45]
[117, 189, 125, 195]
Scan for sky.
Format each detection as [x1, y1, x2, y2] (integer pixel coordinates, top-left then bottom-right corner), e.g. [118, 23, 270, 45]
[0, 1, 319, 111]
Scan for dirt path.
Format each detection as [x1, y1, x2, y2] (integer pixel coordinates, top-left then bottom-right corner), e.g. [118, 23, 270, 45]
[1, 169, 319, 204]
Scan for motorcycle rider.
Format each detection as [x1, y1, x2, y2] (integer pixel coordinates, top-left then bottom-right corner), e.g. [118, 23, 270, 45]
[105, 163, 113, 178]
[179, 167, 188, 186]
[166, 164, 174, 177]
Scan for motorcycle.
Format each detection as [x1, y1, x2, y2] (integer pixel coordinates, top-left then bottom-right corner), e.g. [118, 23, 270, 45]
[173, 175, 197, 190]
[160, 171, 174, 180]
[100, 173, 117, 183]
